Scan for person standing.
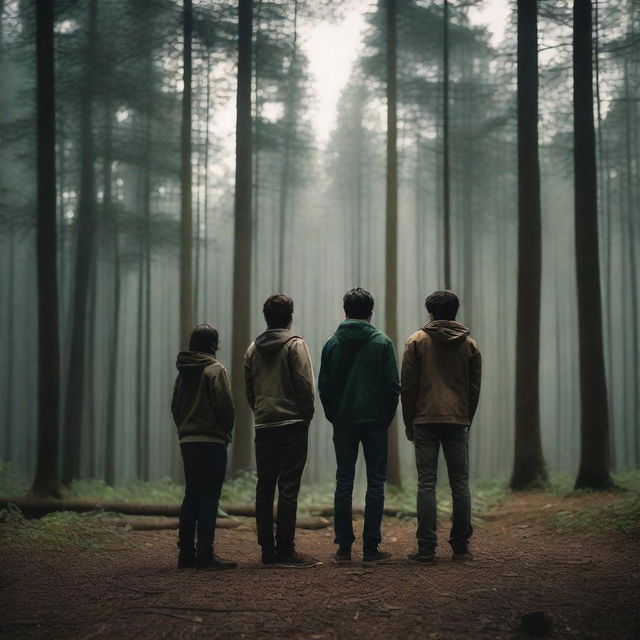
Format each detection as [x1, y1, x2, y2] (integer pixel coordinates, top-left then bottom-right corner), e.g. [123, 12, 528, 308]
[244, 294, 319, 568]
[171, 323, 237, 570]
[401, 290, 482, 563]
[318, 288, 400, 565]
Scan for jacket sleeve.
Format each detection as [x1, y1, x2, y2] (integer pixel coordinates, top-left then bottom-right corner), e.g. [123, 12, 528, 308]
[171, 375, 181, 426]
[382, 339, 400, 426]
[244, 345, 256, 412]
[468, 340, 482, 424]
[212, 367, 235, 437]
[288, 339, 315, 425]
[317, 341, 333, 423]
[400, 338, 419, 429]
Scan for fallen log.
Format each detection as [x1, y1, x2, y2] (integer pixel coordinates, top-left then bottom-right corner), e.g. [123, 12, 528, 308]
[115, 517, 243, 531]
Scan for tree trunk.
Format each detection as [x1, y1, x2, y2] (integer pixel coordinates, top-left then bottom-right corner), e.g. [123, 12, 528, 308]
[32, 0, 61, 498]
[180, 0, 194, 349]
[510, 0, 547, 490]
[573, 0, 612, 490]
[62, 0, 98, 486]
[230, 0, 254, 473]
[442, 0, 451, 289]
[385, 0, 401, 489]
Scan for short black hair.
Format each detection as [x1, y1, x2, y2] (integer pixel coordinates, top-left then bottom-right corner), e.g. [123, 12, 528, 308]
[425, 290, 459, 321]
[263, 293, 294, 329]
[189, 323, 219, 354]
[343, 287, 374, 320]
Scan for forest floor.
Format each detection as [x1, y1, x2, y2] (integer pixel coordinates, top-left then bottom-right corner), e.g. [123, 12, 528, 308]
[0, 488, 638, 640]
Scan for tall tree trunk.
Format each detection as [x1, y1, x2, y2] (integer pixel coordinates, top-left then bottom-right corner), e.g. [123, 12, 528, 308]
[573, 0, 612, 489]
[230, 0, 254, 473]
[32, 0, 61, 498]
[442, 0, 451, 289]
[62, 0, 98, 485]
[385, 0, 401, 489]
[510, 0, 547, 490]
[180, 0, 193, 349]
[203, 52, 211, 317]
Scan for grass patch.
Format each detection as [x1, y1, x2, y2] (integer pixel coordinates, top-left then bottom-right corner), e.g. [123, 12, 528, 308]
[0, 504, 129, 550]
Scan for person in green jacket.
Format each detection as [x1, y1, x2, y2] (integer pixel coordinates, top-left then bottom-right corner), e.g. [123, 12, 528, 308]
[171, 323, 236, 570]
[318, 288, 400, 565]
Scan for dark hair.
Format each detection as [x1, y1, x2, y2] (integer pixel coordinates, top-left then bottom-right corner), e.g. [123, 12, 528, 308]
[343, 287, 374, 320]
[189, 323, 219, 354]
[425, 290, 459, 321]
[263, 293, 294, 329]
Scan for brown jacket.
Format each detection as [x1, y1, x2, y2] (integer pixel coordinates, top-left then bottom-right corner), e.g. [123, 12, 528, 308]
[244, 329, 315, 428]
[401, 320, 481, 429]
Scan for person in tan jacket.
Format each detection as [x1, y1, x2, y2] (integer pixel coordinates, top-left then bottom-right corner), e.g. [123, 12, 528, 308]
[244, 294, 318, 568]
[401, 290, 481, 564]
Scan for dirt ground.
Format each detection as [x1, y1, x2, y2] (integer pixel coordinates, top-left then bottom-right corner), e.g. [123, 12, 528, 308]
[1, 491, 638, 640]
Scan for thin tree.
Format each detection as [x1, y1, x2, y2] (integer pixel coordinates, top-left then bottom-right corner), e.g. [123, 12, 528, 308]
[510, 0, 547, 490]
[573, 0, 612, 489]
[62, 0, 98, 485]
[180, 0, 194, 349]
[442, 0, 451, 288]
[32, 0, 61, 498]
[230, 0, 254, 473]
[385, 0, 401, 489]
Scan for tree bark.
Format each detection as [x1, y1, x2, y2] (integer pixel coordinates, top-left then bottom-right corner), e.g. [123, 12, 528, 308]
[62, 0, 98, 485]
[442, 0, 451, 289]
[385, 0, 401, 489]
[573, 0, 612, 489]
[180, 0, 194, 349]
[230, 0, 254, 473]
[510, 0, 547, 490]
[32, 0, 61, 498]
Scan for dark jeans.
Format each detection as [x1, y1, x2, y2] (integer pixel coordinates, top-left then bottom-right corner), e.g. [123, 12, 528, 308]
[333, 423, 388, 552]
[179, 442, 227, 560]
[414, 423, 472, 553]
[255, 423, 308, 555]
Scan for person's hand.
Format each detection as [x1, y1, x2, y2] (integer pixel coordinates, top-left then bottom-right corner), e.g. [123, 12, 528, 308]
[405, 425, 414, 442]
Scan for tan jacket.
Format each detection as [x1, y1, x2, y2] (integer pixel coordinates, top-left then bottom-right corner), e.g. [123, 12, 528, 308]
[244, 329, 315, 428]
[401, 321, 481, 428]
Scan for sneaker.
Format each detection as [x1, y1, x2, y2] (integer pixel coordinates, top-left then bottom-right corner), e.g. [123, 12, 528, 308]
[333, 546, 352, 565]
[275, 551, 321, 568]
[178, 553, 196, 569]
[407, 550, 435, 565]
[262, 550, 276, 566]
[196, 554, 238, 570]
[452, 549, 473, 562]
[362, 549, 392, 565]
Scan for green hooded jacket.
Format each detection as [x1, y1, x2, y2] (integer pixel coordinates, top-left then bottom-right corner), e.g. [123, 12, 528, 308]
[318, 320, 400, 427]
[171, 351, 235, 443]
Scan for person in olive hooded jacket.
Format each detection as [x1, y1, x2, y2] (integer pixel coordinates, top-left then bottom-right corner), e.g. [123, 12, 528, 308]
[244, 294, 318, 568]
[318, 288, 400, 566]
[401, 290, 482, 564]
[171, 323, 236, 570]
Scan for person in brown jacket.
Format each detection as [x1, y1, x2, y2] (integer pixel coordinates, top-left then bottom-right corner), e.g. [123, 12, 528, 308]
[244, 294, 318, 568]
[401, 290, 481, 564]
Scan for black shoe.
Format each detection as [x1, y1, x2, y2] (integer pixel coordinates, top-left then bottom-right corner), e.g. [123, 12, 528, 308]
[452, 549, 473, 562]
[275, 551, 321, 568]
[407, 550, 435, 565]
[262, 550, 276, 565]
[333, 546, 352, 565]
[362, 549, 392, 565]
[196, 555, 238, 570]
[178, 553, 196, 569]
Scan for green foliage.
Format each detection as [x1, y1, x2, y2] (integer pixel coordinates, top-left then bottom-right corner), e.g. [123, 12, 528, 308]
[0, 462, 29, 496]
[65, 477, 184, 504]
[0, 504, 128, 550]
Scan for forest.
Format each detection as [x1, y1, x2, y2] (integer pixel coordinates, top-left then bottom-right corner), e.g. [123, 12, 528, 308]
[0, 1, 639, 639]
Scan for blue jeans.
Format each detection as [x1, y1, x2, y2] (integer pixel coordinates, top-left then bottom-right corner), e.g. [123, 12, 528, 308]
[414, 424, 472, 553]
[333, 423, 388, 551]
[179, 442, 227, 560]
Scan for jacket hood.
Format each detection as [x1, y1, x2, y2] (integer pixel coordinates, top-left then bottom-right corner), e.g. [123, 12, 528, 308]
[254, 328, 298, 355]
[335, 319, 378, 345]
[176, 351, 217, 372]
[423, 320, 469, 346]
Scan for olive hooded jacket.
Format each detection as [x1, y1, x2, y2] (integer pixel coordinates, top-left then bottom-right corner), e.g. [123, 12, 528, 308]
[401, 320, 482, 429]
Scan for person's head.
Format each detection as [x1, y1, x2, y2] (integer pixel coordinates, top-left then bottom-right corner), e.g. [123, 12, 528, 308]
[263, 293, 294, 329]
[425, 290, 459, 321]
[189, 323, 219, 354]
[343, 287, 374, 320]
